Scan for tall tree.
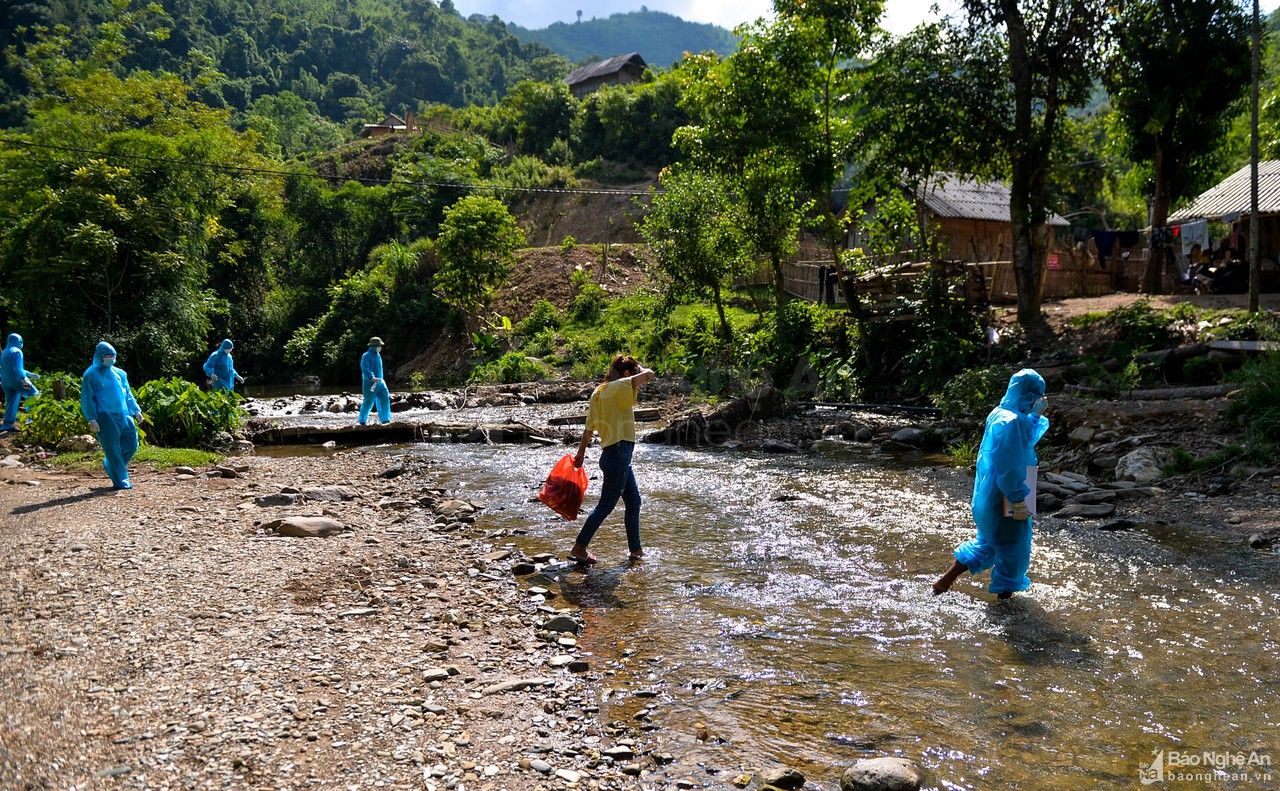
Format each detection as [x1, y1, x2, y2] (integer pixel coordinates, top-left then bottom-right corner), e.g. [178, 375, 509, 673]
[433, 195, 525, 327]
[685, 0, 881, 319]
[857, 21, 1009, 249]
[0, 6, 266, 377]
[1106, 0, 1250, 294]
[772, 0, 884, 318]
[676, 51, 807, 311]
[638, 166, 752, 339]
[962, 0, 1104, 334]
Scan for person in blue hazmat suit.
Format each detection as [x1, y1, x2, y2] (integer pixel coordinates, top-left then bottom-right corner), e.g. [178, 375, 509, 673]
[1, 333, 39, 431]
[80, 342, 143, 490]
[203, 338, 245, 392]
[934, 369, 1049, 599]
[358, 336, 391, 425]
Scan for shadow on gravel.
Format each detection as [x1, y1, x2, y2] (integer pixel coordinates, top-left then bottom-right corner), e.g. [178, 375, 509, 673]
[11, 487, 115, 515]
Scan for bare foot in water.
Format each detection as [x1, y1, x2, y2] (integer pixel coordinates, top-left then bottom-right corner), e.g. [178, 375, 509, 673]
[567, 545, 598, 565]
[932, 560, 968, 595]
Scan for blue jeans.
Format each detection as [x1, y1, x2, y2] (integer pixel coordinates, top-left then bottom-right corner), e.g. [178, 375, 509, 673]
[575, 440, 642, 552]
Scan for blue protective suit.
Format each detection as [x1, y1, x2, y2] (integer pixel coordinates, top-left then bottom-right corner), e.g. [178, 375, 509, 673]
[203, 338, 240, 391]
[358, 346, 391, 425]
[1, 333, 39, 430]
[954, 369, 1050, 594]
[80, 342, 142, 489]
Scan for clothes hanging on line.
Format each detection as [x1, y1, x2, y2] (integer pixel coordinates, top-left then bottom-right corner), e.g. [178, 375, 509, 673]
[1179, 219, 1208, 255]
[1117, 230, 1141, 248]
[1091, 230, 1117, 269]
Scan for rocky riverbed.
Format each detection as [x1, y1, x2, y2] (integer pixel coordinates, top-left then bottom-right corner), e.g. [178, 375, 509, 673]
[0, 452, 672, 791]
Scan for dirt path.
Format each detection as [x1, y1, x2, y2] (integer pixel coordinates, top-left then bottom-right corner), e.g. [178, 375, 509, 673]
[1021, 291, 1280, 322]
[0, 453, 642, 791]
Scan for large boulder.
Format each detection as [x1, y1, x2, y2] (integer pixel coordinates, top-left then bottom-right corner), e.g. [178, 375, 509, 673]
[760, 767, 805, 789]
[841, 757, 922, 791]
[57, 434, 98, 453]
[261, 516, 348, 538]
[1115, 447, 1174, 483]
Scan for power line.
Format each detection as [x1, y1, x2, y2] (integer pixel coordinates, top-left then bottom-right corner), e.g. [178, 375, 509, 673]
[0, 137, 662, 197]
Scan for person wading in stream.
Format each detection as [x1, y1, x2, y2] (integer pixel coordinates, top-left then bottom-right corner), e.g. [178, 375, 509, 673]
[933, 369, 1049, 599]
[567, 355, 655, 565]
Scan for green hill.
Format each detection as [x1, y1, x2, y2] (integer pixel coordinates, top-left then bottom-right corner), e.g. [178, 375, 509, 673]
[508, 9, 739, 69]
[0, 0, 570, 127]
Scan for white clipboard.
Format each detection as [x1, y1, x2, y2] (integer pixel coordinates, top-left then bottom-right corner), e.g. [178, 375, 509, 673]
[1002, 465, 1038, 517]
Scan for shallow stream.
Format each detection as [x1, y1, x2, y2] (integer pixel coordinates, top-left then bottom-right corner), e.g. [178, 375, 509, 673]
[393, 440, 1277, 789]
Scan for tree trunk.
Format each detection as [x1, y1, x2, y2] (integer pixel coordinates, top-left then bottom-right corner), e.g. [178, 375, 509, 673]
[771, 251, 786, 311]
[712, 284, 731, 339]
[1145, 147, 1170, 295]
[1009, 155, 1049, 335]
[1002, 0, 1049, 337]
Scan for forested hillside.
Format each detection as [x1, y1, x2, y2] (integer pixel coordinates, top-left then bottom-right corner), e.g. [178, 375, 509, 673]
[0, 0, 569, 128]
[2, 0, 1279, 402]
[507, 9, 739, 69]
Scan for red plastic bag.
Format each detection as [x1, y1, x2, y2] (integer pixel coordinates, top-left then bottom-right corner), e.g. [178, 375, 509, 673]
[538, 454, 588, 520]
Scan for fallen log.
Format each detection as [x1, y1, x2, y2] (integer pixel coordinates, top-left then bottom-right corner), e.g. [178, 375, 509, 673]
[1208, 340, 1280, 353]
[248, 419, 555, 445]
[644, 385, 788, 447]
[800, 401, 941, 417]
[1136, 343, 1209, 367]
[1063, 383, 1235, 400]
[547, 407, 661, 426]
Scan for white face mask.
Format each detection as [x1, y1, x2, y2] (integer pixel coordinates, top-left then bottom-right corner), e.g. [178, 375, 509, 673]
[1031, 396, 1048, 418]
[101, 356, 116, 366]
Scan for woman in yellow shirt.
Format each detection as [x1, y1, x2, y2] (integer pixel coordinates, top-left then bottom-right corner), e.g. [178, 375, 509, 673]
[568, 354, 655, 565]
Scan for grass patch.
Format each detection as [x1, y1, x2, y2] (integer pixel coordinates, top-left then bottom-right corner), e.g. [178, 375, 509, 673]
[945, 437, 980, 467]
[53, 446, 221, 472]
[1067, 311, 1109, 328]
[1164, 445, 1247, 476]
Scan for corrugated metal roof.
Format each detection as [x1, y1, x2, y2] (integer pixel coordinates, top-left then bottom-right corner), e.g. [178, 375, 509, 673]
[916, 173, 1070, 226]
[565, 53, 647, 86]
[1168, 160, 1280, 222]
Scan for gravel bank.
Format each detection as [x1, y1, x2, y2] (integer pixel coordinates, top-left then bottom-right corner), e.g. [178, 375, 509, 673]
[0, 452, 647, 790]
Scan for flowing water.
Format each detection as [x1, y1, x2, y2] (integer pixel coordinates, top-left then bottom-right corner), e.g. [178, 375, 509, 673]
[388, 440, 1278, 789]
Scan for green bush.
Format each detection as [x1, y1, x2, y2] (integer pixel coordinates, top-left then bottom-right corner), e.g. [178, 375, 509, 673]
[19, 395, 91, 448]
[1180, 355, 1222, 384]
[569, 353, 612, 382]
[515, 299, 563, 337]
[934, 366, 1012, 420]
[1206, 312, 1280, 342]
[1083, 357, 1145, 397]
[522, 328, 559, 358]
[136, 378, 245, 448]
[1104, 299, 1178, 352]
[568, 272, 609, 323]
[560, 235, 577, 254]
[470, 352, 549, 384]
[851, 265, 987, 401]
[1228, 352, 1280, 460]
